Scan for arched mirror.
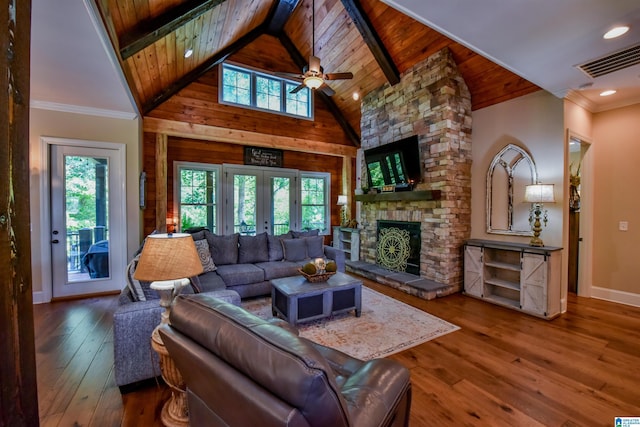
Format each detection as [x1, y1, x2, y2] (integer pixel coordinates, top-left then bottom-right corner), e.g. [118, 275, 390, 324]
[486, 144, 538, 235]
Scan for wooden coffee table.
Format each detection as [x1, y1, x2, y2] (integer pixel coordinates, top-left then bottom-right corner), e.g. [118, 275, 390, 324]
[271, 272, 362, 325]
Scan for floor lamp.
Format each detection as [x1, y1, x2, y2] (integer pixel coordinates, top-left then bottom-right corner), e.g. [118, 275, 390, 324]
[134, 233, 204, 427]
[524, 184, 555, 247]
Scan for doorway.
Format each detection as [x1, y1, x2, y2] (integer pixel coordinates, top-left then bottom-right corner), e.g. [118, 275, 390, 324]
[567, 132, 592, 296]
[46, 139, 126, 299]
[223, 165, 298, 236]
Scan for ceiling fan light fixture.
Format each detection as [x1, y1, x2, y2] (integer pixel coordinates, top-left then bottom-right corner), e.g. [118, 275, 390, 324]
[304, 75, 323, 89]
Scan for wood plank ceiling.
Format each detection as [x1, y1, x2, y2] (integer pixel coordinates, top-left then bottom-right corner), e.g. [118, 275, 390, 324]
[98, 0, 539, 143]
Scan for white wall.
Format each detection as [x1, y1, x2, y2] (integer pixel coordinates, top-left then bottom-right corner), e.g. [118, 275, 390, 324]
[471, 91, 565, 247]
[29, 108, 141, 301]
[592, 103, 640, 303]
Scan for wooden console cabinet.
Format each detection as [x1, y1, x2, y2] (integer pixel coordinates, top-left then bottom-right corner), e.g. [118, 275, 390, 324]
[464, 239, 562, 319]
[332, 227, 360, 262]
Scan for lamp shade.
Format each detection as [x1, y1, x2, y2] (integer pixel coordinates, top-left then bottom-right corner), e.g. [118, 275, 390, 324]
[524, 184, 555, 203]
[337, 195, 348, 206]
[134, 233, 203, 282]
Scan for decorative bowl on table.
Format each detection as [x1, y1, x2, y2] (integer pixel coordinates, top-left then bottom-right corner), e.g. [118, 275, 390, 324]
[298, 269, 336, 283]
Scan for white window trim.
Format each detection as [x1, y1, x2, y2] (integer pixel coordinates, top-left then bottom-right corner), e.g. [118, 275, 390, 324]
[300, 171, 331, 235]
[174, 161, 222, 233]
[219, 62, 314, 121]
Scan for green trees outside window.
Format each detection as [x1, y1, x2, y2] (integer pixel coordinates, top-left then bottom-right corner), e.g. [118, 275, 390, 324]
[221, 63, 312, 119]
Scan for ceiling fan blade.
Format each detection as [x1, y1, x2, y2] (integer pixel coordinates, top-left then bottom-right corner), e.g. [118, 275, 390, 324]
[325, 72, 353, 80]
[290, 83, 306, 94]
[309, 55, 321, 74]
[275, 72, 304, 80]
[319, 83, 335, 96]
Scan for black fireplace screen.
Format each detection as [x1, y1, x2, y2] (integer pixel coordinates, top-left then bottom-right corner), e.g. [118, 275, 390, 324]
[376, 220, 421, 275]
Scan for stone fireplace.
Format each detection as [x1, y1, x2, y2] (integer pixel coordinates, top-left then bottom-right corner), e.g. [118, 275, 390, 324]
[358, 48, 472, 293]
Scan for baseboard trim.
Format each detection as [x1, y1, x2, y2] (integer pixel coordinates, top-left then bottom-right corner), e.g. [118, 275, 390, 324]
[32, 291, 49, 304]
[591, 286, 640, 308]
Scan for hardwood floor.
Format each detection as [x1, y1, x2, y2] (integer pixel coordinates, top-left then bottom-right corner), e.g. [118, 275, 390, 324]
[34, 277, 640, 426]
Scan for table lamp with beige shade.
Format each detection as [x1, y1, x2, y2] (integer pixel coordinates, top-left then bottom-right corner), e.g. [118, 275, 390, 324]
[524, 184, 555, 247]
[134, 233, 203, 427]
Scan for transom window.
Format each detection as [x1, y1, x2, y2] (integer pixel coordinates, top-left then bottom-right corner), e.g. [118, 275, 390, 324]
[221, 63, 312, 119]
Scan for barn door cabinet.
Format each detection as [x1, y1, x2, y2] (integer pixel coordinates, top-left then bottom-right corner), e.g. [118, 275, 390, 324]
[463, 239, 562, 319]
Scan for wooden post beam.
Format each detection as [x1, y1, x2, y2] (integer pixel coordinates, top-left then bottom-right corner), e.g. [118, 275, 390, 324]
[1, 0, 40, 425]
[155, 134, 168, 233]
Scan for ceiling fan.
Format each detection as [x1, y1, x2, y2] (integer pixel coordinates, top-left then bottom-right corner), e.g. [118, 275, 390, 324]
[277, 0, 353, 96]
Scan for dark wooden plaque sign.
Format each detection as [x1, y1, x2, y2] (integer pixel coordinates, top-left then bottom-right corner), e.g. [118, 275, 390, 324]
[244, 147, 283, 167]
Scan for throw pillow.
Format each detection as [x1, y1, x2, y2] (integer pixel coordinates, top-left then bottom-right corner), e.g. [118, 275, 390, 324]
[281, 238, 307, 262]
[238, 232, 269, 263]
[291, 229, 320, 238]
[305, 236, 325, 258]
[267, 233, 292, 261]
[194, 239, 217, 272]
[125, 254, 146, 301]
[206, 233, 239, 265]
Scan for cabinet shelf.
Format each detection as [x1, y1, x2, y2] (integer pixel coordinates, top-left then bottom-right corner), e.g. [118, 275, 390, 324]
[485, 260, 520, 271]
[484, 277, 520, 291]
[333, 227, 360, 262]
[485, 294, 520, 309]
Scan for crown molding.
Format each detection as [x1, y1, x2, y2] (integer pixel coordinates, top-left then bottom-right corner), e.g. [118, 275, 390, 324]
[30, 100, 138, 120]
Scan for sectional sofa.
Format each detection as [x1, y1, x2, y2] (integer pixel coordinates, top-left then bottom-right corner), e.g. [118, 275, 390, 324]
[113, 229, 346, 391]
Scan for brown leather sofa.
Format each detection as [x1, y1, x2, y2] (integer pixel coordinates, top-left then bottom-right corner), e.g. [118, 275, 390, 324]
[159, 294, 412, 427]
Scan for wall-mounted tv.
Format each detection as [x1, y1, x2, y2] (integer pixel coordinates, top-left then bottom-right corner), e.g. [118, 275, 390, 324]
[364, 136, 421, 188]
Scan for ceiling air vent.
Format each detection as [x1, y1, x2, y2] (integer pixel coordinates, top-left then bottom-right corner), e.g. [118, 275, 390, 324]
[577, 43, 640, 78]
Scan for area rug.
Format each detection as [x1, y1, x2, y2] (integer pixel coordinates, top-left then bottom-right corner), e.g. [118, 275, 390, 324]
[241, 287, 460, 360]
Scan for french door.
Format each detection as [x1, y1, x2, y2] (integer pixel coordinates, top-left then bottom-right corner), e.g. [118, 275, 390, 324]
[49, 143, 126, 298]
[223, 165, 298, 236]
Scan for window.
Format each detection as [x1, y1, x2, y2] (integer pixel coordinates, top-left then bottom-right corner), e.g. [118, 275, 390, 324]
[221, 63, 312, 119]
[175, 163, 329, 235]
[175, 163, 220, 233]
[300, 173, 330, 233]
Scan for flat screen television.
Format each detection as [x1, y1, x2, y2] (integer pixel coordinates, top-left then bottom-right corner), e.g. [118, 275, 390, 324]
[364, 136, 421, 188]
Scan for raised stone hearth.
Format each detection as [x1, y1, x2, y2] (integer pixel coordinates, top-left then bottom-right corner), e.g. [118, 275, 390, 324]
[358, 48, 472, 296]
[346, 260, 456, 301]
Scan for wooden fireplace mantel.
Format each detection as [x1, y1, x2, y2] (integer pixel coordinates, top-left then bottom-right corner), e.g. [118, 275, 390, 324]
[355, 190, 441, 203]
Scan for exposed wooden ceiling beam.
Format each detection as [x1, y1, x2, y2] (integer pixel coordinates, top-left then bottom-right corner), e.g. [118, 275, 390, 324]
[340, 0, 400, 86]
[266, 0, 302, 35]
[119, 0, 226, 60]
[142, 24, 265, 114]
[279, 33, 360, 147]
[144, 117, 358, 157]
[143, 0, 287, 113]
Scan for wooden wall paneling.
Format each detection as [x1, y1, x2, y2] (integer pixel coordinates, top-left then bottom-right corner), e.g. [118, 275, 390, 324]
[0, 0, 39, 424]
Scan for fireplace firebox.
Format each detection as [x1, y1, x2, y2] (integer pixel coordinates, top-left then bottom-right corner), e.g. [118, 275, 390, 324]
[376, 221, 421, 275]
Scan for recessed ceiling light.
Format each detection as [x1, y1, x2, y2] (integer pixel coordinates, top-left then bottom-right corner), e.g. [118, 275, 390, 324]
[600, 89, 617, 97]
[184, 48, 193, 58]
[603, 26, 629, 39]
[352, 92, 360, 101]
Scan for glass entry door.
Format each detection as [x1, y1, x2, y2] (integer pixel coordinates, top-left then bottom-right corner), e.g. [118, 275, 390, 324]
[50, 144, 126, 298]
[224, 166, 297, 236]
